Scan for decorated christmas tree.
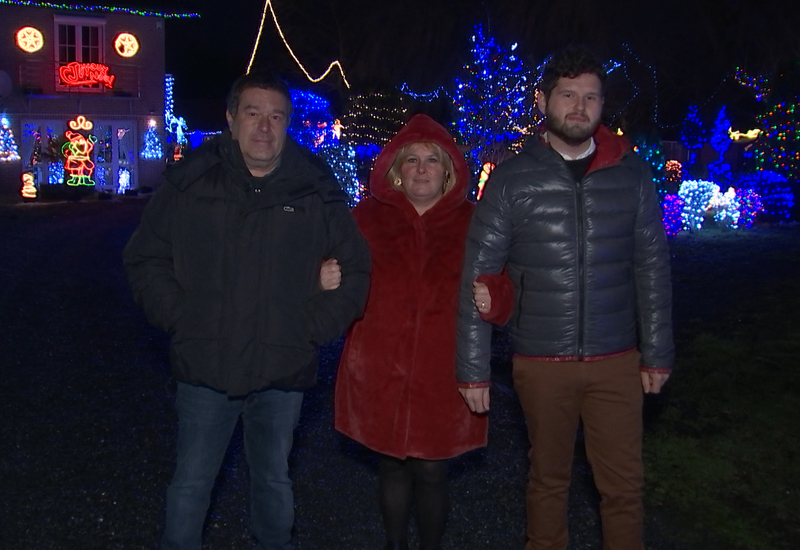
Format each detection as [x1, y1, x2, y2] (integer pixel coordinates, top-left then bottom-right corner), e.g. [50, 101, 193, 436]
[140, 120, 163, 159]
[736, 67, 799, 181]
[451, 25, 537, 171]
[0, 117, 21, 162]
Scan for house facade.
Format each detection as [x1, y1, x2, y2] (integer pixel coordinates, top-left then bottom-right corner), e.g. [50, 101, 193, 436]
[0, 1, 195, 197]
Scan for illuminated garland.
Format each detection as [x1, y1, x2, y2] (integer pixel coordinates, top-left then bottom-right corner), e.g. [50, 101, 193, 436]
[0, 117, 22, 162]
[246, 0, 349, 87]
[0, 0, 197, 17]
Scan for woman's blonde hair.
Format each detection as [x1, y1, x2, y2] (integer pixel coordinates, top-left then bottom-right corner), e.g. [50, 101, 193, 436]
[386, 141, 455, 194]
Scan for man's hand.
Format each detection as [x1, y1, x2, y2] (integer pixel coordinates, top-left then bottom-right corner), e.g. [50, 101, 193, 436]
[473, 281, 491, 314]
[458, 387, 490, 413]
[641, 372, 670, 394]
[319, 258, 341, 290]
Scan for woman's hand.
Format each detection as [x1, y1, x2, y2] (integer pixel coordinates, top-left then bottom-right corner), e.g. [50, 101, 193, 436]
[473, 281, 491, 314]
[319, 258, 341, 290]
[459, 387, 490, 413]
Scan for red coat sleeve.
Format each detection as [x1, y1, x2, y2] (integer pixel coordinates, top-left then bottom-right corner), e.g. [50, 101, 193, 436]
[476, 269, 514, 325]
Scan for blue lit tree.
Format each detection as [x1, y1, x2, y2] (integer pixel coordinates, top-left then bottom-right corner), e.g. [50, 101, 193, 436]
[681, 105, 705, 178]
[451, 25, 538, 171]
[707, 107, 733, 185]
[140, 120, 163, 160]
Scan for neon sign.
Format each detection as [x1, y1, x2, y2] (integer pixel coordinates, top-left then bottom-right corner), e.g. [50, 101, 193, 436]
[16, 26, 44, 52]
[58, 62, 115, 88]
[114, 33, 139, 57]
[63, 116, 97, 186]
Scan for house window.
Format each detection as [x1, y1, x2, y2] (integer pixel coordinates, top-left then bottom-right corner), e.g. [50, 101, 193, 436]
[54, 16, 105, 90]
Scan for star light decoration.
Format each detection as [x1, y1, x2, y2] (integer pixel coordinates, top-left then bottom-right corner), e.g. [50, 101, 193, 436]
[114, 33, 139, 57]
[16, 26, 43, 52]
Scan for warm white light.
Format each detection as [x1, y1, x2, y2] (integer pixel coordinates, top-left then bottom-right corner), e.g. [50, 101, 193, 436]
[114, 33, 139, 57]
[17, 27, 44, 53]
[247, 0, 350, 87]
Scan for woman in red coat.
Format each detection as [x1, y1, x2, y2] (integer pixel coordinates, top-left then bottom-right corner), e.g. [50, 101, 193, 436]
[333, 114, 507, 550]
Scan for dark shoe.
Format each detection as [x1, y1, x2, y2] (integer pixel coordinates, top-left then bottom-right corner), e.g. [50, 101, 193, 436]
[385, 542, 409, 550]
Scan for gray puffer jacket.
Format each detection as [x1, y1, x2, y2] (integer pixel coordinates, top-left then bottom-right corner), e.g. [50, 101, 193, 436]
[456, 125, 673, 385]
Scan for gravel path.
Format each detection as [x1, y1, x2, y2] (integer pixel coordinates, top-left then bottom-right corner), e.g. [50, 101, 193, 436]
[3, 198, 795, 549]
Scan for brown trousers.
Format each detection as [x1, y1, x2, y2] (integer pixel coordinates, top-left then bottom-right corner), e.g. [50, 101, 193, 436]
[512, 351, 644, 550]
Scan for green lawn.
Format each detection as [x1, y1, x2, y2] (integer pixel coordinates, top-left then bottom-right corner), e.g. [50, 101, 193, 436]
[644, 282, 800, 549]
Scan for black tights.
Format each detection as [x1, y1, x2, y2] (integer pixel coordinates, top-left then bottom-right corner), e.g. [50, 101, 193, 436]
[378, 455, 449, 550]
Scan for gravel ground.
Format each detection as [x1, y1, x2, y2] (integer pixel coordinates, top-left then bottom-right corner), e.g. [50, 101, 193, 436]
[1, 197, 797, 549]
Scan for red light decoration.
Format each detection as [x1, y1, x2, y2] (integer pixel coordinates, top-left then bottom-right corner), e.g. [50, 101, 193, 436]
[58, 62, 116, 88]
[62, 116, 97, 186]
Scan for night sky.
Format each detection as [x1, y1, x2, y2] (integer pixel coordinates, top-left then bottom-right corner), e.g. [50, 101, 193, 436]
[138, 0, 800, 135]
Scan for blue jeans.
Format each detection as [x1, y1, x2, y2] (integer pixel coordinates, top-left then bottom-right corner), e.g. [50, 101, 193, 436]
[161, 382, 304, 550]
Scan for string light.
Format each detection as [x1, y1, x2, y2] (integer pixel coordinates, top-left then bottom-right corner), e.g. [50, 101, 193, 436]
[246, 0, 349, 87]
[0, 0, 197, 18]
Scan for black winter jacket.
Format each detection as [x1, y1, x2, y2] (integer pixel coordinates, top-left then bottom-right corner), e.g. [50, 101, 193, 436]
[124, 132, 370, 396]
[456, 126, 673, 385]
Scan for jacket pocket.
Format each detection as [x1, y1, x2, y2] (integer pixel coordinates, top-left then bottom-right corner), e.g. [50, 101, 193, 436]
[173, 293, 222, 341]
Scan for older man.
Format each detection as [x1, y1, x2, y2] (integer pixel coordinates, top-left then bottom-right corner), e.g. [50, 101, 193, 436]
[124, 73, 370, 550]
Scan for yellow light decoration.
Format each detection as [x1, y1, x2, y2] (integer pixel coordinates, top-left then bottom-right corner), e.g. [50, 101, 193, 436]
[20, 172, 37, 198]
[114, 33, 139, 57]
[616, 128, 624, 136]
[728, 127, 761, 141]
[16, 26, 44, 52]
[246, 0, 350, 88]
[69, 115, 93, 131]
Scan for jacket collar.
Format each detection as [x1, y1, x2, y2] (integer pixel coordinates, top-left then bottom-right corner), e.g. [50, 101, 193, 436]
[529, 124, 630, 174]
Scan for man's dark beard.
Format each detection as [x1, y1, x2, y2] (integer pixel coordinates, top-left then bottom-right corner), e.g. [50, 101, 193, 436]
[546, 112, 599, 147]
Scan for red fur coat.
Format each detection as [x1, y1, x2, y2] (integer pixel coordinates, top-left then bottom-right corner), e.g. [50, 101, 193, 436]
[334, 114, 488, 459]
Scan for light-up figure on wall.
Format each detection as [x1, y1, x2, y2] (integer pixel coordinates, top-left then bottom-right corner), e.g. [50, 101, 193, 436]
[63, 115, 98, 186]
[21, 172, 37, 198]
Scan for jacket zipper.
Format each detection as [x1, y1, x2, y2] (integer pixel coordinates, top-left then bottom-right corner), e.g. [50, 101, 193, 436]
[575, 176, 585, 359]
